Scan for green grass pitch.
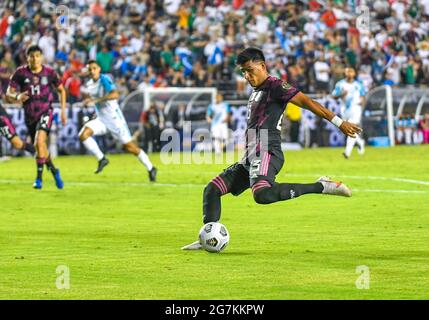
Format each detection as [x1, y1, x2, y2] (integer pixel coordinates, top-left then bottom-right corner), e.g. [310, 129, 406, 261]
[0, 145, 428, 299]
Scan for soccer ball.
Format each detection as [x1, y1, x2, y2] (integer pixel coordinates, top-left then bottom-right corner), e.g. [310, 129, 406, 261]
[199, 222, 230, 253]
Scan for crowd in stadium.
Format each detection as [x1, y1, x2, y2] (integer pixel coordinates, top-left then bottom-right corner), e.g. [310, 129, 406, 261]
[1, 0, 429, 102]
[0, 0, 429, 155]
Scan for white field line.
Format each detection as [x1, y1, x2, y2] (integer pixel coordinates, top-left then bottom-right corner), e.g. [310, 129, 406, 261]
[0, 179, 201, 188]
[130, 171, 429, 187]
[284, 174, 429, 187]
[0, 179, 427, 194]
[352, 189, 426, 194]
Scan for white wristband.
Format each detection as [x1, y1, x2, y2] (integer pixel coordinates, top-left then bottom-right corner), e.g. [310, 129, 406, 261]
[331, 115, 343, 128]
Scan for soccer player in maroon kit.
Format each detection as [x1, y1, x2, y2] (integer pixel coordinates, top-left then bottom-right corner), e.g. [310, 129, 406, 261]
[6, 45, 67, 189]
[183, 47, 363, 250]
[0, 103, 35, 154]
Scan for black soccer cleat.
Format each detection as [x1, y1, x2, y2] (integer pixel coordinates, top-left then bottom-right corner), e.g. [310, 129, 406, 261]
[149, 167, 157, 182]
[95, 157, 109, 174]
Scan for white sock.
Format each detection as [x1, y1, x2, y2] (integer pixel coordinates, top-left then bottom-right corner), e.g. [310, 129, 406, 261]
[82, 137, 104, 161]
[214, 139, 222, 154]
[356, 135, 364, 149]
[137, 149, 153, 171]
[344, 136, 357, 157]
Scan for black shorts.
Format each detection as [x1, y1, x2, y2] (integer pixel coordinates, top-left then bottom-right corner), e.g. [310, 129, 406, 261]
[27, 110, 54, 143]
[211, 151, 285, 196]
[0, 112, 17, 140]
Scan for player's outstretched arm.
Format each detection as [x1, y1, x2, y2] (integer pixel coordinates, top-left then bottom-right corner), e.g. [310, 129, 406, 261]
[84, 90, 119, 106]
[290, 92, 362, 138]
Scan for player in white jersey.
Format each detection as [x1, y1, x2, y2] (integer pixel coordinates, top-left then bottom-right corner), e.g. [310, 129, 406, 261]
[331, 67, 366, 158]
[79, 60, 157, 181]
[206, 93, 231, 153]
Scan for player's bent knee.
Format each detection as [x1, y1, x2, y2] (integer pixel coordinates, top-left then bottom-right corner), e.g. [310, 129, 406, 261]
[12, 140, 22, 149]
[79, 128, 90, 141]
[253, 187, 272, 204]
[204, 182, 222, 197]
[123, 142, 138, 155]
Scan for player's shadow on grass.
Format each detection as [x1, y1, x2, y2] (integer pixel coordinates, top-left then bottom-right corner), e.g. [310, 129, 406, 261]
[185, 251, 252, 256]
[220, 252, 252, 256]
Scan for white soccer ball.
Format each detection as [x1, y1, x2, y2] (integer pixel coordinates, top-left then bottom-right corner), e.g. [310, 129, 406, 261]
[199, 222, 230, 253]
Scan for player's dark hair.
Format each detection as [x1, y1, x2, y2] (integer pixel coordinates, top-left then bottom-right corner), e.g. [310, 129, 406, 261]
[236, 47, 266, 65]
[87, 60, 99, 66]
[26, 45, 43, 57]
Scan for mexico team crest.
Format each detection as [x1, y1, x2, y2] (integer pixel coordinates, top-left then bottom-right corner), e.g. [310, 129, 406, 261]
[282, 82, 292, 90]
[41, 76, 48, 85]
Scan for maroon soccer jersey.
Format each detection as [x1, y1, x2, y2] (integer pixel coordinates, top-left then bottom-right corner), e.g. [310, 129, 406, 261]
[9, 65, 61, 125]
[244, 76, 300, 160]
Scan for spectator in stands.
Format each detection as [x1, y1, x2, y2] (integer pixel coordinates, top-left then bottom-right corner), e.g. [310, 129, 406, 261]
[403, 56, 417, 86]
[38, 30, 56, 64]
[141, 103, 163, 152]
[395, 114, 406, 144]
[419, 113, 429, 144]
[64, 71, 82, 105]
[204, 35, 224, 81]
[2, 0, 429, 99]
[358, 65, 374, 93]
[403, 113, 417, 144]
[173, 103, 186, 150]
[0, 51, 14, 97]
[96, 44, 114, 74]
[314, 55, 331, 95]
[90, 0, 106, 25]
[160, 43, 174, 69]
[190, 61, 210, 87]
[271, 59, 288, 82]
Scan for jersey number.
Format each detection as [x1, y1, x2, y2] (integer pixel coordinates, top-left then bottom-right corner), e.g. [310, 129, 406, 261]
[0, 126, 12, 139]
[39, 114, 51, 130]
[30, 85, 40, 95]
[249, 159, 262, 178]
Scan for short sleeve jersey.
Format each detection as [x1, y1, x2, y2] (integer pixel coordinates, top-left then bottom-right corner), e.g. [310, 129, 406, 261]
[244, 76, 300, 161]
[9, 65, 61, 125]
